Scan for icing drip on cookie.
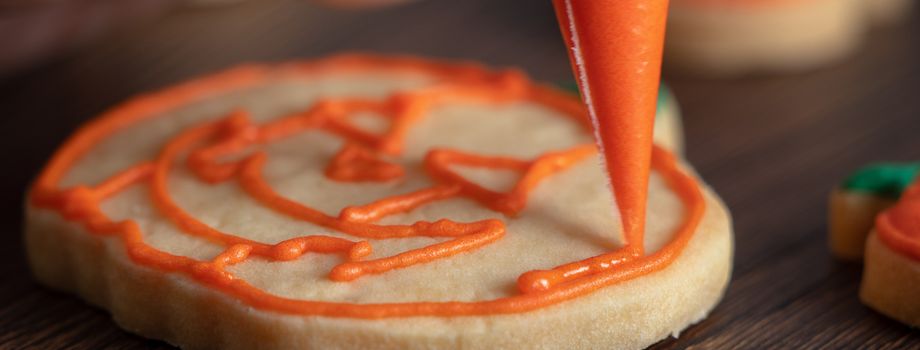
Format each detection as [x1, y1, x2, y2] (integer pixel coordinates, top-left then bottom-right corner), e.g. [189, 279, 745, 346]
[876, 180, 920, 261]
[31, 55, 705, 318]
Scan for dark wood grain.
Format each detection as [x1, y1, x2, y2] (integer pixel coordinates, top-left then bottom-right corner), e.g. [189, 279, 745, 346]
[1, 0, 919, 349]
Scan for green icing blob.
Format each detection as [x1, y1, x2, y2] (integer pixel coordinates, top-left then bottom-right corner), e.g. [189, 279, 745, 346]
[657, 84, 672, 112]
[558, 81, 671, 119]
[841, 162, 920, 198]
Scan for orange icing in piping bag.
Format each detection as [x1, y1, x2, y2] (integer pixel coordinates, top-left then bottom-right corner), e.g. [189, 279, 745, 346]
[522, 0, 669, 293]
[31, 54, 705, 318]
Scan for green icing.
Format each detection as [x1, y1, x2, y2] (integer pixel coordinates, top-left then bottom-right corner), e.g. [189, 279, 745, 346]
[841, 162, 920, 198]
[657, 84, 672, 112]
[558, 81, 671, 119]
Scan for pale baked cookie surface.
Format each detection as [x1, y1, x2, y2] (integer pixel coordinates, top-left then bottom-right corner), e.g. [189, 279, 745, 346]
[861, 184, 920, 327]
[26, 55, 733, 350]
[861, 231, 920, 327]
[665, 0, 913, 77]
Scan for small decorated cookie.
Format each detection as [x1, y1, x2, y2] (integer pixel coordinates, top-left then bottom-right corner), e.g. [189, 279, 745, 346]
[829, 163, 920, 259]
[26, 55, 733, 349]
[829, 162, 920, 326]
[665, 0, 914, 77]
[861, 180, 920, 327]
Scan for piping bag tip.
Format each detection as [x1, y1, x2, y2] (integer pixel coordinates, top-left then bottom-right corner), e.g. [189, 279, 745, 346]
[551, 0, 670, 252]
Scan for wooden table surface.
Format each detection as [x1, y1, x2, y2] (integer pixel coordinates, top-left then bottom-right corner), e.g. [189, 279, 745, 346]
[2, 1, 919, 348]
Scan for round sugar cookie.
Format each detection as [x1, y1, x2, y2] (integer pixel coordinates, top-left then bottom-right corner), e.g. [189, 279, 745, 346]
[829, 163, 920, 326]
[861, 182, 920, 327]
[26, 54, 733, 350]
[665, 0, 913, 77]
[861, 232, 920, 327]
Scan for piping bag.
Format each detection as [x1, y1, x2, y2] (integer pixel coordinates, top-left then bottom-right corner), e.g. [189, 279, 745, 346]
[517, 0, 670, 294]
[552, 0, 669, 257]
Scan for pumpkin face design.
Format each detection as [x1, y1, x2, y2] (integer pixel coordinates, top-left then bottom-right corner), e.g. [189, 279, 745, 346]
[31, 55, 704, 318]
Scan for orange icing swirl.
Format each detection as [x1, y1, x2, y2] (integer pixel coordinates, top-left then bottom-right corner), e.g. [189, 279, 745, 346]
[31, 54, 705, 318]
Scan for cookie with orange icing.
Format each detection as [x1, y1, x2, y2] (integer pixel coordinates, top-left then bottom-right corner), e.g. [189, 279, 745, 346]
[665, 0, 913, 76]
[862, 179, 920, 327]
[25, 54, 733, 349]
[829, 163, 920, 326]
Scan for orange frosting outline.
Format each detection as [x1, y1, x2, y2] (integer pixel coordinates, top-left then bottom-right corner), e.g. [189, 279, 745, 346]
[31, 54, 706, 318]
[876, 182, 920, 261]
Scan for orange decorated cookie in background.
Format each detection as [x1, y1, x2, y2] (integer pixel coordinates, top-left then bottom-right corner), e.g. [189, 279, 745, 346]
[863, 179, 920, 327]
[665, 0, 914, 76]
[828, 163, 920, 327]
[26, 54, 733, 349]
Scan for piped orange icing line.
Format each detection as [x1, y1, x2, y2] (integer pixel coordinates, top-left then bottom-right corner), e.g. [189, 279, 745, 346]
[31, 54, 706, 318]
[876, 181, 920, 261]
[325, 143, 404, 182]
[424, 145, 596, 216]
[338, 185, 460, 223]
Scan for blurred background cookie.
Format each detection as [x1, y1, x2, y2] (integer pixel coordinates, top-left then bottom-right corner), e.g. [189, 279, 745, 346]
[828, 162, 920, 327]
[861, 182, 920, 327]
[829, 163, 919, 259]
[665, 0, 914, 77]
